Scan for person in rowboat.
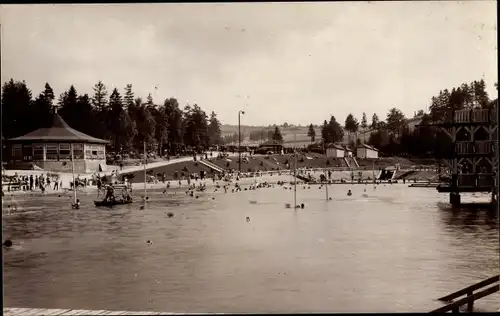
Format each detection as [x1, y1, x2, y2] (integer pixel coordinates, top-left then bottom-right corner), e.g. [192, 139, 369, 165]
[104, 185, 116, 203]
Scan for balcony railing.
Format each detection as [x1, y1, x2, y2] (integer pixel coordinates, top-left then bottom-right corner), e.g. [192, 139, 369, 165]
[455, 141, 492, 155]
[453, 109, 493, 124]
[457, 173, 494, 187]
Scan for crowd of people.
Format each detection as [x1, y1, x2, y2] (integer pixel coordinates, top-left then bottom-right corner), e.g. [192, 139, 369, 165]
[3, 173, 63, 193]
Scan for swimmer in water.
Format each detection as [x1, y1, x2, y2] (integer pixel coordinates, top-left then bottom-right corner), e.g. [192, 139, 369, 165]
[3, 240, 12, 248]
[72, 199, 81, 209]
[347, 189, 352, 196]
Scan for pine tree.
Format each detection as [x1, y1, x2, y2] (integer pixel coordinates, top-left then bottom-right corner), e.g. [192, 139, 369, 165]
[92, 80, 108, 109]
[371, 113, 379, 130]
[361, 112, 368, 129]
[59, 85, 79, 127]
[1, 79, 33, 137]
[307, 123, 316, 143]
[272, 126, 283, 143]
[208, 111, 222, 145]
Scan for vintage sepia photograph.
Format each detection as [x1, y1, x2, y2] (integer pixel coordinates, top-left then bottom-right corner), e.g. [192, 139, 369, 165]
[1, 1, 499, 314]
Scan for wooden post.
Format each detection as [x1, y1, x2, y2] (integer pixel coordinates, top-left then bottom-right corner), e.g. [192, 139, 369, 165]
[467, 291, 474, 312]
[71, 144, 77, 204]
[144, 141, 147, 204]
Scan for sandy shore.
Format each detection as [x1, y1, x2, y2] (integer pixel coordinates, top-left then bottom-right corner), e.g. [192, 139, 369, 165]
[1, 167, 436, 197]
[2, 173, 296, 197]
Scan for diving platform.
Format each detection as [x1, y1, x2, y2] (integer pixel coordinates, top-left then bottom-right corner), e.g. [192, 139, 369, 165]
[436, 185, 493, 193]
[430, 106, 498, 207]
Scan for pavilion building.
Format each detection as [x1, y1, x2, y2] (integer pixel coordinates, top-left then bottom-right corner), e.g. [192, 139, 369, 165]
[7, 111, 109, 173]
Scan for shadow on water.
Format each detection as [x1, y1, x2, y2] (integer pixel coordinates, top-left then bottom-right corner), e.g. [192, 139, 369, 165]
[437, 202, 498, 231]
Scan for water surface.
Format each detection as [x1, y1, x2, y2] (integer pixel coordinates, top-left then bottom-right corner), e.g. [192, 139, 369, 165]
[3, 184, 499, 312]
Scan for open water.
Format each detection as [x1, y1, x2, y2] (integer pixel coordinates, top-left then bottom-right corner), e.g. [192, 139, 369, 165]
[2, 183, 499, 312]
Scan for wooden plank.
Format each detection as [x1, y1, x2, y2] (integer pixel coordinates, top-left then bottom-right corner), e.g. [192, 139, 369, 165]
[40, 309, 73, 316]
[8, 308, 36, 315]
[431, 284, 499, 313]
[438, 275, 499, 302]
[22, 309, 52, 316]
[78, 310, 108, 315]
[60, 310, 95, 315]
[2, 309, 16, 316]
[3, 309, 178, 316]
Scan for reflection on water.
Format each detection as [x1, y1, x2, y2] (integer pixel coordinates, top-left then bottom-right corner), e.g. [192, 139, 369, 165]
[2, 184, 499, 313]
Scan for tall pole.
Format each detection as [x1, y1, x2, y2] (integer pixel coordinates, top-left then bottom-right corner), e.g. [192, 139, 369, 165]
[294, 150, 297, 207]
[494, 102, 499, 270]
[323, 142, 329, 201]
[71, 144, 77, 204]
[238, 110, 245, 173]
[144, 141, 147, 202]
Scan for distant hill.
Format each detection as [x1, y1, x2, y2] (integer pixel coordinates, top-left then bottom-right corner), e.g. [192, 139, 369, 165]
[221, 114, 424, 145]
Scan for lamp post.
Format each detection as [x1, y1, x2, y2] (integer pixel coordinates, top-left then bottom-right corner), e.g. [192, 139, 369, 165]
[238, 110, 245, 173]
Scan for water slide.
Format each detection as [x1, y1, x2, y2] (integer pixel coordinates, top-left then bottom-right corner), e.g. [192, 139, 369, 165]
[198, 160, 225, 173]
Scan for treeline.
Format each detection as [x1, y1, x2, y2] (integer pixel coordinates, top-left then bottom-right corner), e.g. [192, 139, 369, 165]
[224, 126, 284, 144]
[300, 79, 495, 157]
[1, 79, 223, 155]
[357, 80, 494, 157]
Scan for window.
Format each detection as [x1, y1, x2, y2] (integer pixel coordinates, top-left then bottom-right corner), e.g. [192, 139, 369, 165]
[97, 145, 105, 159]
[46, 144, 58, 160]
[11, 144, 22, 159]
[22, 144, 33, 161]
[59, 143, 71, 160]
[73, 143, 84, 159]
[33, 144, 44, 160]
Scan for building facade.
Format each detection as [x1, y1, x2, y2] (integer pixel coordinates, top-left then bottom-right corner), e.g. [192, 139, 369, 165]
[343, 146, 354, 157]
[7, 112, 109, 173]
[326, 143, 344, 158]
[357, 144, 379, 159]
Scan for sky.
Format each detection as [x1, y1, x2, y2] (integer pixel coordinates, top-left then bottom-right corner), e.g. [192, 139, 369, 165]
[1, 2, 497, 126]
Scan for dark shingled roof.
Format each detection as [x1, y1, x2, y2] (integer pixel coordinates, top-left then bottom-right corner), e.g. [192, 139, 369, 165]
[8, 113, 109, 144]
[357, 143, 379, 151]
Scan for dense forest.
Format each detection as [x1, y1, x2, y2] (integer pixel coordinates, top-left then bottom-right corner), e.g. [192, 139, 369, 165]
[1, 80, 223, 156]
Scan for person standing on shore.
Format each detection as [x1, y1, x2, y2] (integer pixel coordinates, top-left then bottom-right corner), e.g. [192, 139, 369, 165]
[53, 179, 59, 190]
[29, 175, 34, 191]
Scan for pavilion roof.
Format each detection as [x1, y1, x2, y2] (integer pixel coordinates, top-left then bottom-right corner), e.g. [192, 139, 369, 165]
[8, 113, 109, 144]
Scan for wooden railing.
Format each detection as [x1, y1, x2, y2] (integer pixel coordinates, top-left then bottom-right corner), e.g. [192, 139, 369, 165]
[455, 141, 492, 155]
[454, 109, 492, 124]
[430, 275, 499, 313]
